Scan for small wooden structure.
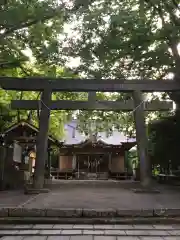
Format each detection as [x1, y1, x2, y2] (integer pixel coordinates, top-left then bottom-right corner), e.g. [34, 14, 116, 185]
[0, 120, 57, 190]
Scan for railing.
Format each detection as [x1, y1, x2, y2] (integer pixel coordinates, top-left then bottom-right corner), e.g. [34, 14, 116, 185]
[51, 170, 74, 180]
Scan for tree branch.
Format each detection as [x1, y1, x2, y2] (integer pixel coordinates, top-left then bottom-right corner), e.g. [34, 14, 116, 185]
[27, 92, 41, 122]
[0, 0, 7, 8]
[145, 0, 180, 75]
[0, 60, 22, 69]
[0, 0, 93, 38]
[172, 0, 180, 11]
[163, 1, 180, 26]
[20, 65, 31, 76]
[0, 6, 65, 38]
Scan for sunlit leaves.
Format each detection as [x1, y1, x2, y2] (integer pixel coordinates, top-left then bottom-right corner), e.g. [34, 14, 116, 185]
[0, 64, 81, 138]
[0, 0, 67, 67]
[57, 0, 179, 136]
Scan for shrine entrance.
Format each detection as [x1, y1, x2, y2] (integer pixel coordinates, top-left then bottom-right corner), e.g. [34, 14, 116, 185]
[74, 154, 109, 180]
[59, 132, 134, 181]
[0, 77, 179, 189]
[77, 154, 109, 173]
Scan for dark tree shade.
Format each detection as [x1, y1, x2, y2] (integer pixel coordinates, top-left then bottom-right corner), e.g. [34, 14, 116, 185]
[148, 114, 180, 169]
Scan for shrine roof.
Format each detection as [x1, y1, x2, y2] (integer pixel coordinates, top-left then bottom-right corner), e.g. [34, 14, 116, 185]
[62, 119, 136, 147]
[2, 120, 57, 143]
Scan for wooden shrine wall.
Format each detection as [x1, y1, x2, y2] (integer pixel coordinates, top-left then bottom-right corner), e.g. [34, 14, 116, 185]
[0, 146, 24, 189]
[59, 155, 73, 171]
[59, 154, 125, 172]
[110, 155, 125, 172]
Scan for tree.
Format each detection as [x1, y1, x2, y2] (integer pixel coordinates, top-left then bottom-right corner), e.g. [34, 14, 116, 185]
[0, 103, 15, 132]
[0, 0, 90, 137]
[0, 0, 102, 136]
[58, 0, 179, 134]
[1, 0, 178, 152]
[148, 115, 180, 170]
[64, 0, 179, 80]
[0, 63, 84, 139]
[0, 0, 63, 67]
[0, 0, 98, 67]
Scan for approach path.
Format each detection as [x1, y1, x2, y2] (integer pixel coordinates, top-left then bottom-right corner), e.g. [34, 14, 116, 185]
[1, 224, 180, 239]
[1, 181, 180, 209]
[21, 181, 180, 210]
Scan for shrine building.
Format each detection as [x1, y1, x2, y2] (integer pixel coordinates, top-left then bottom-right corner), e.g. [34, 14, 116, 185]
[56, 120, 136, 180]
[0, 121, 57, 190]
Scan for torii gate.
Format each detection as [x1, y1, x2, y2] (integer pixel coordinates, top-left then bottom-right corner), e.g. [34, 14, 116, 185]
[0, 77, 179, 190]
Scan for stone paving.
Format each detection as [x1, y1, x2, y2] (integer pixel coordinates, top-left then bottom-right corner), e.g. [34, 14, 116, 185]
[23, 183, 180, 210]
[0, 190, 34, 208]
[1, 181, 180, 210]
[1, 182, 180, 239]
[1, 224, 180, 239]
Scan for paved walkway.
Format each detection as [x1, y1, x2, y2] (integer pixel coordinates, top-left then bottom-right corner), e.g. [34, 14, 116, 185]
[0, 190, 34, 208]
[24, 182, 180, 209]
[1, 181, 180, 210]
[1, 224, 180, 239]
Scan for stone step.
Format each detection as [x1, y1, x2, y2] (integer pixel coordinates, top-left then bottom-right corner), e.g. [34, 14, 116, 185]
[0, 224, 180, 229]
[97, 172, 109, 180]
[0, 225, 180, 239]
[0, 237, 175, 240]
[51, 179, 139, 187]
[1, 217, 180, 225]
[87, 173, 97, 180]
[1, 208, 180, 218]
[0, 229, 179, 237]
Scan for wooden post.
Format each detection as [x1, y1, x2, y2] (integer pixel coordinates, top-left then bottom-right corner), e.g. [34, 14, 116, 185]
[108, 153, 111, 171]
[88, 92, 96, 135]
[33, 88, 51, 189]
[47, 148, 51, 179]
[0, 144, 7, 190]
[72, 154, 76, 170]
[88, 92, 96, 101]
[124, 150, 128, 174]
[133, 91, 151, 187]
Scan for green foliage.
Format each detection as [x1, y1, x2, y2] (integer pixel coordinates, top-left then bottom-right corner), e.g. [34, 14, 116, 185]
[64, 0, 180, 78]
[0, 0, 90, 138]
[0, 103, 15, 132]
[0, 0, 179, 140]
[59, 0, 179, 134]
[148, 114, 180, 169]
[0, 64, 81, 138]
[126, 149, 138, 171]
[0, 1, 61, 66]
[0, 0, 98, 67]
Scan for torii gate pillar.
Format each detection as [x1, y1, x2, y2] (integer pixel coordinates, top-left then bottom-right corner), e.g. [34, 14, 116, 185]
[33, 88, 51, 189]
[133, 91, 151, 187]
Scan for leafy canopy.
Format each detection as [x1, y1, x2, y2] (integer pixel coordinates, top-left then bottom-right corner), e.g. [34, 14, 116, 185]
[0, 0, 179, 140]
